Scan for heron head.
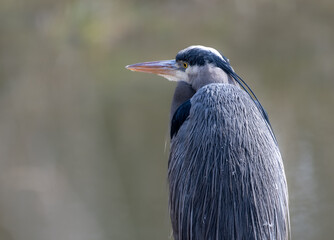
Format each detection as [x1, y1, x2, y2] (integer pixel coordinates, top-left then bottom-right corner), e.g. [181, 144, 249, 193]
[126, 45, 236, 91]
[126, 45, 275, 142]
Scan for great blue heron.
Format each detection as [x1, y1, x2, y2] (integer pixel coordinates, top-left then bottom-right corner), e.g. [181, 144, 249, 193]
[126, 45, 289, 240]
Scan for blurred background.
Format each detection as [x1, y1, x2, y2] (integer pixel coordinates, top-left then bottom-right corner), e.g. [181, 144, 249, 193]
[0, 0, 333, 239]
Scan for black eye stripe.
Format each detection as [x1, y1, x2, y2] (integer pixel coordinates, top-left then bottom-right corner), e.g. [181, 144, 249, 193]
[175, 48, 221, 66]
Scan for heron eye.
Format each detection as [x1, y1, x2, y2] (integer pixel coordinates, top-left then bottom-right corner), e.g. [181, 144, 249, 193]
[183, 62, 188, 68]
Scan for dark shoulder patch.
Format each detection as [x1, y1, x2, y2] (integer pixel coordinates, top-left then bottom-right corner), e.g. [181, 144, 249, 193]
[170, 100, 191, 139]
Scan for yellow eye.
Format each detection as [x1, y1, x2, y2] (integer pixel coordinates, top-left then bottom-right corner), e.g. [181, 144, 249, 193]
[183, 62, 188, 68]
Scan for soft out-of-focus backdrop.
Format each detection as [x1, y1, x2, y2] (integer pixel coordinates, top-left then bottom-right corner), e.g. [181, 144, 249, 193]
[0, 0, 333, 239]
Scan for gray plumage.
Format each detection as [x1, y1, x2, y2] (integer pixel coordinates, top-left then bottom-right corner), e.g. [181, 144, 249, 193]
[126, 45, 289, 240]
[169, 83, 289, 240]
[171, 81, 195, 120]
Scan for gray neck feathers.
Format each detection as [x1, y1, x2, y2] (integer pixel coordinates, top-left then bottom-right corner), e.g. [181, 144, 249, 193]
[189, 65, 237, 91]
[170, 65, 237, 119]
[170, 81, 195, 120]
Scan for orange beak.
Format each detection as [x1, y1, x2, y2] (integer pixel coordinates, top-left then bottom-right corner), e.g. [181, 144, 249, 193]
[126, 60, 178, 77]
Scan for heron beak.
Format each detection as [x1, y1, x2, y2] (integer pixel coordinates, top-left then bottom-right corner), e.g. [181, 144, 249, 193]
[126, 60, 179, 81]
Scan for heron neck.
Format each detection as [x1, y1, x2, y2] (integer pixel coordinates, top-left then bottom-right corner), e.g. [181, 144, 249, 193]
[170, 81, 195, 121]
[189, 65, 237, 91]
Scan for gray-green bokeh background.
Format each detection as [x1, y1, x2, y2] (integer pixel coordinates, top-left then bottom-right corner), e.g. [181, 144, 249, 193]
[1, 0, 333, 239]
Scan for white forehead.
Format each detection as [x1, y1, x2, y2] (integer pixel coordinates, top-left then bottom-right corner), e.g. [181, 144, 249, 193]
[180, 45, 225, 61]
